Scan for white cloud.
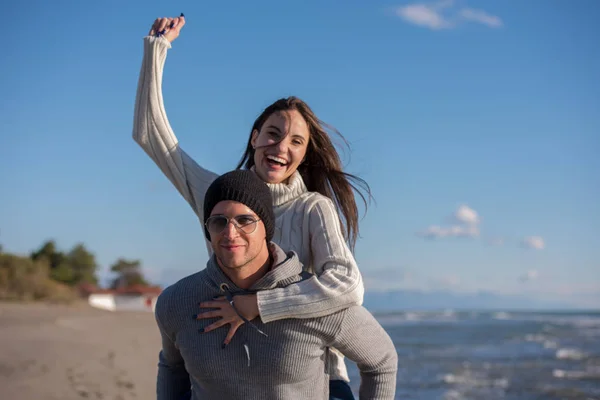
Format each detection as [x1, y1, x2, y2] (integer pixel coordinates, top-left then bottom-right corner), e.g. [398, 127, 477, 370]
[395, 2, 453, 30]
[459, 8, 503, 28]
[418, 224, 479, 239]
[394, 1, 502, 30]
[453, 204, 480, 225]
[417, 204, 480, 239]
[522, 236, 545, 250]
[520, 269, 539, 282]
[417, 206, 545, 251]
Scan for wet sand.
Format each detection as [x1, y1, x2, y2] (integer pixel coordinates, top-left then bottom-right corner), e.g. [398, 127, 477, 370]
[0, 302, 161, 400]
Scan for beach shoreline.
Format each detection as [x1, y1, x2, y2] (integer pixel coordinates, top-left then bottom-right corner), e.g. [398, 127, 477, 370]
[0, 302, 160, 400]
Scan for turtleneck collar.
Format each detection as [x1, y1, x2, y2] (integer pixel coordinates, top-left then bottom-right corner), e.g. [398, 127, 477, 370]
[248, 167, 308, 207]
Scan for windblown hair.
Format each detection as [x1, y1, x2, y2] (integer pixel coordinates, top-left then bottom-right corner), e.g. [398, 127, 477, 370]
[236, 96, 373, 250]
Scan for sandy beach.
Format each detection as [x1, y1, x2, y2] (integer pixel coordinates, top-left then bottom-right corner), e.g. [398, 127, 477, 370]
[0, 302, 160, 400]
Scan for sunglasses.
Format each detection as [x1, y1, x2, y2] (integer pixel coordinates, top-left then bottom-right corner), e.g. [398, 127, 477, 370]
[205, 215, 261, 235]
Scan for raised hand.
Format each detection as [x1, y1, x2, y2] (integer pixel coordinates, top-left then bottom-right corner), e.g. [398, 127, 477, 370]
[148, 13, 185, 43]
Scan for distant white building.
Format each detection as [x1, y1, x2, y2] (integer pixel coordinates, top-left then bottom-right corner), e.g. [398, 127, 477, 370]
[80, 284, 162, 312]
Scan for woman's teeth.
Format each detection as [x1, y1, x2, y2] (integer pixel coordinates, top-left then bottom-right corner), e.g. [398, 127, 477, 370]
[266, 155, 287, 166]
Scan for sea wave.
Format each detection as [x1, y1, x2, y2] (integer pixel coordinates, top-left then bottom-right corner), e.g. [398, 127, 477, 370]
[553, 366, 600, 380]
[516, 314, 600, 329]
[376, 311, 460, 325]
[523, 333, 558, 349]
[556, 348, 588, 360]
[492, 312, 511, 320]
[442, 373, 509, 388]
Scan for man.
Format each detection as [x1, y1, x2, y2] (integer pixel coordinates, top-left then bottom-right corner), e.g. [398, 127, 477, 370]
[155, 170, 398, 400]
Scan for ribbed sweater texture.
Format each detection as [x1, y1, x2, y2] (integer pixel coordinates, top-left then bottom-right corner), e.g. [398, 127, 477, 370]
[155, 245, 397, 400]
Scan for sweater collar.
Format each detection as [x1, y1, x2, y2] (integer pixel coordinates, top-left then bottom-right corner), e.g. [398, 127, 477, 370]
[248, 167, 308, 206]
[266, 171, 308, 206]
[204, 242, 304, 293]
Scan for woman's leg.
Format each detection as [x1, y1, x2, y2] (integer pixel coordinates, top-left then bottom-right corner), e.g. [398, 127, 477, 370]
[329, 380, 355, 400]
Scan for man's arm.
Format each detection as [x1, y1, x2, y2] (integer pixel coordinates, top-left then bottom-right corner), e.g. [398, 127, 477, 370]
[155, 308, 191, 400]
[329, 307, 398, 399]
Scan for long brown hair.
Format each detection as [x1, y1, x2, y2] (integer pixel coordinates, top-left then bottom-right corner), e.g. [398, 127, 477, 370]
[236, 96, 373, 250]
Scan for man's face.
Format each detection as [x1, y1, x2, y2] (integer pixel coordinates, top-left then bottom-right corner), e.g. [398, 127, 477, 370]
[207, 200, 267, 271]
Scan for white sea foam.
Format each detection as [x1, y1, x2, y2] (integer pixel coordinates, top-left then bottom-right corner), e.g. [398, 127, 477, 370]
[376, 310, 460, 325]
[442, 373, 509, 388]
[525, 334, 547, 342]
[553, 366, 600, 380]
[522, 333, 558, 349]
[519, 314, 600, 329]
[556, 348, 587, 360]
[443, 389, 465, 400]
[493, 312, 511, 320]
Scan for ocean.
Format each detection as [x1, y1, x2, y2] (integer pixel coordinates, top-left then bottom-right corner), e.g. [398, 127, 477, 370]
[346, 310, 600, 400]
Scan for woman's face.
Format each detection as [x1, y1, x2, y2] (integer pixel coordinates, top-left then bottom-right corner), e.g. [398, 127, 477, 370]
[251, 110, 310, 184]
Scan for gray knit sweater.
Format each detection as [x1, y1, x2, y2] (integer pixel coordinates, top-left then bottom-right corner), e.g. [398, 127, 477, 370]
[155, 244, 398, 400]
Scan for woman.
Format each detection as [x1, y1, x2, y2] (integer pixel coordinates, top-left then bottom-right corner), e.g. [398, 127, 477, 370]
[134, 15, 373, 400]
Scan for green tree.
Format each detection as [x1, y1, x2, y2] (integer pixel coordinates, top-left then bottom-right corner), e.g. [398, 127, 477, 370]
[30, 241, 98, 286]
[50, 260, 75, 284]
[110, 258, 148, 289]
[66, 243, 98, 285]
[30, 240, 67, 271]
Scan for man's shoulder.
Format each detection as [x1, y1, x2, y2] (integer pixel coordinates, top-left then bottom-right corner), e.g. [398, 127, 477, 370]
[156, 270, 207, 315]
[321, 305, 378, 328]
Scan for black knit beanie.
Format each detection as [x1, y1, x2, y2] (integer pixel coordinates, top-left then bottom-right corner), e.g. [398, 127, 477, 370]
[203, 170, 275, 242]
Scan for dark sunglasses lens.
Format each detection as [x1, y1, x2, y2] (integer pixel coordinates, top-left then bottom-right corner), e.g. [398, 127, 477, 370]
[234, 216, 258, 234]
[207, 216, 228, 233]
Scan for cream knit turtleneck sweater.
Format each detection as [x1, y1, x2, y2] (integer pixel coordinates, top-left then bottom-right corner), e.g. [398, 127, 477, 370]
[133, 35, 364, 381]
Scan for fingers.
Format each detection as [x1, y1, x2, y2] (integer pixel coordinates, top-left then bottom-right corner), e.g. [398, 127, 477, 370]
[157, 17, 172, 35]
[222, 322, 243, 346]
[164, 16, 185, 42]
[195, 310, 223, 319]
[198, 300, 227, 309]
[202, 319, 230, 333]
[148, 15, 185, 40]
[175, 15, 186, 30]
[149, 18, 161, 36]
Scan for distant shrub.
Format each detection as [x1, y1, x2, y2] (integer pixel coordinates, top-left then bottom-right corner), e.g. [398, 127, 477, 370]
[0, 253, 78, 303]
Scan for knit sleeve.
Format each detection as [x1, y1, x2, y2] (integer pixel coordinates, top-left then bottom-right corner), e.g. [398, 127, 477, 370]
[257, 196, 364, 323]
[132, 35, 218, 221]
[330, 307, 398, 399]
[155, 296, 191, 400]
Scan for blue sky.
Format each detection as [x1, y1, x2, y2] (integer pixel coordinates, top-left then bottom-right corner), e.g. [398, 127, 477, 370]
[1, 0, 598, 307]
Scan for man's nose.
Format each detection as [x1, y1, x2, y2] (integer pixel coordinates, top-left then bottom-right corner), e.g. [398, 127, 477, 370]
[222, 220, 239, 238]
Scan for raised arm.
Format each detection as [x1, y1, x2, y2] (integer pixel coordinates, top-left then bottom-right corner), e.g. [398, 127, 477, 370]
[257, 196, 364, 322]
[133, 16, 218, 219]
[330, 307, 398, 399]
[155, 302, 191, 400]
